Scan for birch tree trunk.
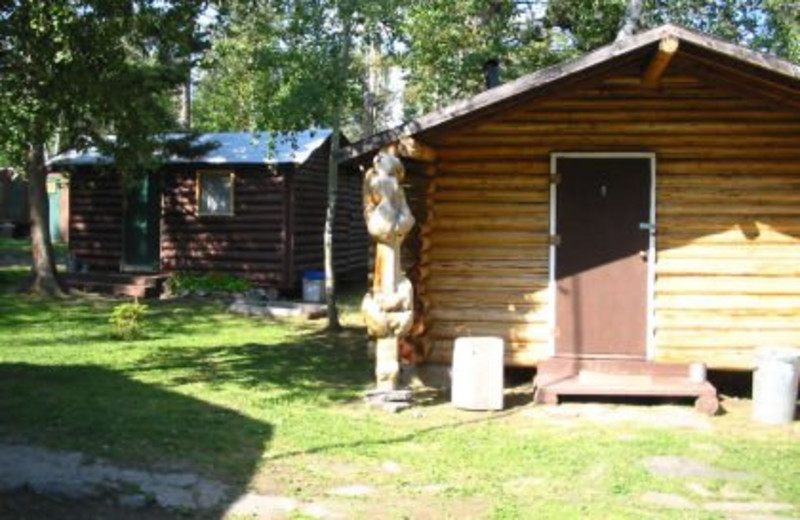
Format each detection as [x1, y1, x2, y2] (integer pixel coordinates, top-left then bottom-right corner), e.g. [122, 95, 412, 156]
[324, 14, 354, 331]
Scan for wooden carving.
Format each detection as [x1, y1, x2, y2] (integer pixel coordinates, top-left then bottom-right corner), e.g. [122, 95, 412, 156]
[362, 151, 415, 390]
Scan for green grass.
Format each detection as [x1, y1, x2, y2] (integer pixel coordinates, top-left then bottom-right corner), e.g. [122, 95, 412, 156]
[0, 237, 67, 256]
[1, 267, 799, 519]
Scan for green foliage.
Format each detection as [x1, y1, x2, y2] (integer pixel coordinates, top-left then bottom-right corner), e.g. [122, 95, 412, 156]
[193, 0, 403, 138]
[400, 0, 568, 116]
[167, 272, 254, 294]
[0, 1, 208, 171]
[109, 301, 149, 340]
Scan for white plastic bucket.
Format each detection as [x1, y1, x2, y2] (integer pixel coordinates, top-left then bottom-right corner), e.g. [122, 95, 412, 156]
[752, 347, 800, 424]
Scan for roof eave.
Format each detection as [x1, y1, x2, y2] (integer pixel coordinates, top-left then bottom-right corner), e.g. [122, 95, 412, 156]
[341, 23, 800, 161]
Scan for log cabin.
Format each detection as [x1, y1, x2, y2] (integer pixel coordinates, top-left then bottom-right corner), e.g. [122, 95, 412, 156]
[51, 130, 367, 293]
[342, 24, 800, 408]
[0, 168, 29, 237]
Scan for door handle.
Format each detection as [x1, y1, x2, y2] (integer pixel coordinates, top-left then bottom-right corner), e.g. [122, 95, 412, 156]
[639, 250, 648, 260]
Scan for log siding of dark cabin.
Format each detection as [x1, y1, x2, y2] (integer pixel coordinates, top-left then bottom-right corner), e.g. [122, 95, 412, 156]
[290, 143, 368, 287]
[67, 148, 368, 289]
[160, 164, 288, 283]
[69, 168, 124, 269]
[406, 58, 800, 370]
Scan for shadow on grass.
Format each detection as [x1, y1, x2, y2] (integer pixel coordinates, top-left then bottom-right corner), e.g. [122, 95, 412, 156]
[0, 363, 272, 495]
[134, 326, 373, 404]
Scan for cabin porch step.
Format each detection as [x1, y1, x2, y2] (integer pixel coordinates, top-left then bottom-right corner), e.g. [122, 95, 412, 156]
[63, 273, 167, 299]
[532, 357, 720, 415]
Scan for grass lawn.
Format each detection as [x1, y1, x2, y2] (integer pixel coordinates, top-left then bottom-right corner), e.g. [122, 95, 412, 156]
[1, 267, 799, 519]
[0, 237, 68, 257]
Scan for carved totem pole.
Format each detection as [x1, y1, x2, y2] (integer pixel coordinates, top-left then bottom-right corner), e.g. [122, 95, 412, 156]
[362, 151, 415, 390]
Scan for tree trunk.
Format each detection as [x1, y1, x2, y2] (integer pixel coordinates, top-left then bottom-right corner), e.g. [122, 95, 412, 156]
[615, 0, 644, 41]
[323, 14, 354, 332]
[27, 142, 64, 296]
[324, 127, 342, 331]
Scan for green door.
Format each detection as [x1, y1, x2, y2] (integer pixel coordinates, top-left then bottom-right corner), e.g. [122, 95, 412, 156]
[47, 175, 62, 243]
[122, 173, 160, 272]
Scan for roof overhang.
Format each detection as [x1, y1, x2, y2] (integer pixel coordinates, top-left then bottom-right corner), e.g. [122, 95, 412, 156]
[341, 23, 800, 162]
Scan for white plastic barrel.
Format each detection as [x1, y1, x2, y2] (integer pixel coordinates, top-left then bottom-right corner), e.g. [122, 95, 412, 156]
[451, 336, 504, 411]
[752, 347, 800, 424]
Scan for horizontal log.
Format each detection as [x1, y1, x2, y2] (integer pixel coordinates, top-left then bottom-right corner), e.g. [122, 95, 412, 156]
[657, 204, 800, 216]
[429, 307, 549, 324]
[432, 189, 548, 204]
[438, 134, 800, 148]
[656, 258, 800, 276]
[161, 259, 283, 271]
[528, 98, 777, 112]
[427, 322, 551, 343]
[437, 161, 549, 175]
[422, 260, 549, 277]
[657, 230, 800, 247]
[432, 202, 547, 218]
[656, 329, 800, 349]
[426, 340, 548, 367]
[655, 312, 800, 330]
[434, 174, 548, 189]
[658, 244, 800, 260]
[656, 294, 800, 310]
[426, 273, 548, 289]
[658, 160, 800, 175]
[423, 232, 549, 249]
[425, 245, 548, 262]
[425, 289, 549, 306]
[652, 348, 755, 370]
[656, 217, 800, 235]
[428, 218, 549, 233]
[659, 190, 800, 205]
[162, 231, 283, 243]
[475, 122, 800, 135]
[71, 224, 122, 233]
[163, 214, 284, 225]
[69, 244, 121, 258]
[439, 145, 800, 161]
[500, 109, 798, 123]
[658, 174, 800, 189]
[656, 275, 800, 295]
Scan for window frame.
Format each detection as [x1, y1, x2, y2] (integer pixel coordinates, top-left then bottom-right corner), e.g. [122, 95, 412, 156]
[196, 169, 235, 217]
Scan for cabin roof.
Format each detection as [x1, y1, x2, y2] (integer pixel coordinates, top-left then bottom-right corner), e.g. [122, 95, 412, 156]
[50, 130, 333, 167]
[341, 23, 800, 160]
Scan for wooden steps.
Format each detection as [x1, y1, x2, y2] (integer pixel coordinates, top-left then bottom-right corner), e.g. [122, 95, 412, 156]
[63, 272, 167, 299]
[533, 357, 720, 415]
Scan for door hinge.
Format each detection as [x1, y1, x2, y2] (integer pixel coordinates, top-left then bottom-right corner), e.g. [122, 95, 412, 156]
[549, 234, 561, 246]
[549, 173, 562, 185]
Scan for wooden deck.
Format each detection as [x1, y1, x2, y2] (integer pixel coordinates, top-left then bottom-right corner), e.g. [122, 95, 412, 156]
[63, 272, 167, 299]
[533, 357, 720, 415]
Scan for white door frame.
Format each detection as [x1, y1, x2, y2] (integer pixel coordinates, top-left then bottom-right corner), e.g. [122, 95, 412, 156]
[548, 152, 657, 359]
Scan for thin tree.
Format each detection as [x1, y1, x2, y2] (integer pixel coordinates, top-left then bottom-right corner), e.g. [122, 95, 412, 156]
[0, 0, 205, 295]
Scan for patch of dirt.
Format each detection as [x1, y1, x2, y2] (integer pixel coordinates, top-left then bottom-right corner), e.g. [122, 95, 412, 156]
[523, 402, 713, 431]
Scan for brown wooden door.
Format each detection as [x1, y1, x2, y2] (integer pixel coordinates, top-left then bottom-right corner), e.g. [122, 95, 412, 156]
[554, 156, 652, 358]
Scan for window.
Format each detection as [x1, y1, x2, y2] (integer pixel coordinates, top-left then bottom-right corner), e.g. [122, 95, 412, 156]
[197, 170, 234, 216]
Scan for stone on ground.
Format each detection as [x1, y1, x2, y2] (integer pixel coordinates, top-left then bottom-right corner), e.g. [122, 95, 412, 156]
[641, 491, 696, 510]
[644, 456, 752, 480]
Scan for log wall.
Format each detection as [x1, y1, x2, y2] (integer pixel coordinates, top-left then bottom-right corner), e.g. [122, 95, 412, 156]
[161, 165, 288, 284]
[291, 145, 368, 286]
[419, 58, 800, 369]
[69, 168, 123, 269]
